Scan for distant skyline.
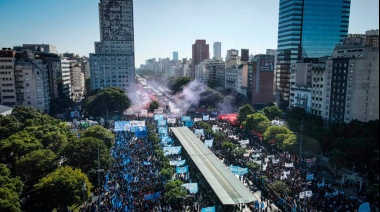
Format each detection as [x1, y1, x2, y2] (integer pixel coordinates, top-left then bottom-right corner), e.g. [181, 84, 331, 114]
[0, 0, 378, 67]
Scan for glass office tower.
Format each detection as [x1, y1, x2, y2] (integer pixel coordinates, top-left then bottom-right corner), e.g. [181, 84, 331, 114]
[276, 0, 350, 108]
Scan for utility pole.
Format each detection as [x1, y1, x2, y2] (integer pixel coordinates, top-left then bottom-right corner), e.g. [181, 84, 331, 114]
[300, 117, 304, 163]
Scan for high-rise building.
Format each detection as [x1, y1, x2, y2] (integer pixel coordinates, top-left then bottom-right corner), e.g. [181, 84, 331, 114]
[325, 34, 379, 123]
[191, 40, 209, 79]
[173, 51, 178, 61]
[226, 49, 239, 61]
[0, 48, 16, 107]
[90, 0, 135, 95]
[251, 54, 275, 105]
[276, 0, 351, 108]
[241, 49, 249, 62]
[213, 42, 222, 60]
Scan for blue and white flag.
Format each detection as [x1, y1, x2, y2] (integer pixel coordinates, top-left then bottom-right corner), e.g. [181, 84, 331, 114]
[170, 159, 186, 166]
[144, 194, 154, 200]
[176, 165, 189, 173]
[184, 121, 193, 127]
[181, 116, 191, 122]
[201, 206, 215, 212]
[143, 161, 151, 165]
[230, 165, 249, 175]
[157, 119, 167, 126]
[194, 129, 204, 135]
[163, 146, 181, 156]
[153, 191, 161, 199]
[203, 115, 209, 121]
[154, 114, 164, 121]
[204, 139, 213, 147]
[306, 173, 314, 181]
[182, 183, 198, 193]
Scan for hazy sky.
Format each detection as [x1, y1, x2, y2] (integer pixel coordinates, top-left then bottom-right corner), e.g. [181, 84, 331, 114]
[0, 0, 378, 67]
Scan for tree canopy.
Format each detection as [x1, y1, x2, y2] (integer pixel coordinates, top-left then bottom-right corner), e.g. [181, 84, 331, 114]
[262, 106, 283, 121]
[0, 164, 23, 212]
[81, 125, 115, 149]
[167, 77, 191, 94]
[82, 87, 131, 118]
[61, 137, 113, 177]
[243, 113, 270, 134]
[237, 104, 255, 123]
[148, 100, 160, 113]
[33, 166, 93, 211]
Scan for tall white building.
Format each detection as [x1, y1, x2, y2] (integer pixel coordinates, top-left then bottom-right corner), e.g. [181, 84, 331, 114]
[213, 42, 222, 60]
[89, 0, 135, 95]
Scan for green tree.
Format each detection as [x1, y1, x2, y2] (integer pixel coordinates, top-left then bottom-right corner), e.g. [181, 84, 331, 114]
[247, 162, 260, 172]
[61, 137, 113, 185]
[82, 87, 131, 118]
[270, 180, 290, 194]
[167, 77, 191, 94]
[160, 167, 173, 180]
[40, 131, 68, 154]
[15, 149, 58, 183]
[81, 125, 115, 149]
[329, 148, 347, 176]
[0, 115, 22, 141]
[34, 166, 93, 211]
[243, 113, 270, 133]
[263, 126, 291, 144]
[262, 106, 283, 120]
[237, 104, 255, 123]
[148, 100, 160, 113]
[164, 186, 187, 204]
[164, 179, 184, 191]
[0, 164, 23, 212]
[0, 131, 42, 165]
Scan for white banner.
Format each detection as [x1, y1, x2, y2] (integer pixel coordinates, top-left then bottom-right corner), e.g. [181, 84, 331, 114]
[272, 159, 280, 164]
[305, 190, 313, 197]
[141, 110, 148, 116]
[238, 140, 249, 145]
[154, 108, 163, 114]
[167, 118, 176, 124]
[280, 175, 287, 180]
[171, 108, 181, 114]
[210, 117, 216, 121]
[285, 162, 293, 168]
[203, 115, 209, 121]
[194, 118, 202, 122]
[130, 120, 145, 127]
[299, 191, 305, 199]
[283, 170, 290, 176]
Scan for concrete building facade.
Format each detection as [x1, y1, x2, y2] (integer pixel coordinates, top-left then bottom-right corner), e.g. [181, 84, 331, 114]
[90, 0, 136, 96]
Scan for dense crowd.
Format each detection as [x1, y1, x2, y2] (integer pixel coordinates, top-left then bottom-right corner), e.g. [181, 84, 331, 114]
[81, 111, 377, 212]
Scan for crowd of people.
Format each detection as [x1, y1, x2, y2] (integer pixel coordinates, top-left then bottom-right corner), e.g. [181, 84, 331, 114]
[81, 110, 377, 212]
[84, 129, 172, 211]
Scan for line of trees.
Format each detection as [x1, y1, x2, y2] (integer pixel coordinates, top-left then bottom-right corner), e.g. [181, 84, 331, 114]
[0, 106, 115, 211]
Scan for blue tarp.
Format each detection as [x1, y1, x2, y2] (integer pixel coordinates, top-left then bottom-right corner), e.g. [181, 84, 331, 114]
[181, 116, 191, 122]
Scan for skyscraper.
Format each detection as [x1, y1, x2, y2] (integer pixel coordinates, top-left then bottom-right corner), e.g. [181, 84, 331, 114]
[241, 49, 249, 62]
[173, 51, 178, 61]
[89, 0, 135, 95]
[191, 40, 209, 79]
[276, 0, 351, 108]
[226, 49, 239, 61]
[213, 42, 221, 60]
